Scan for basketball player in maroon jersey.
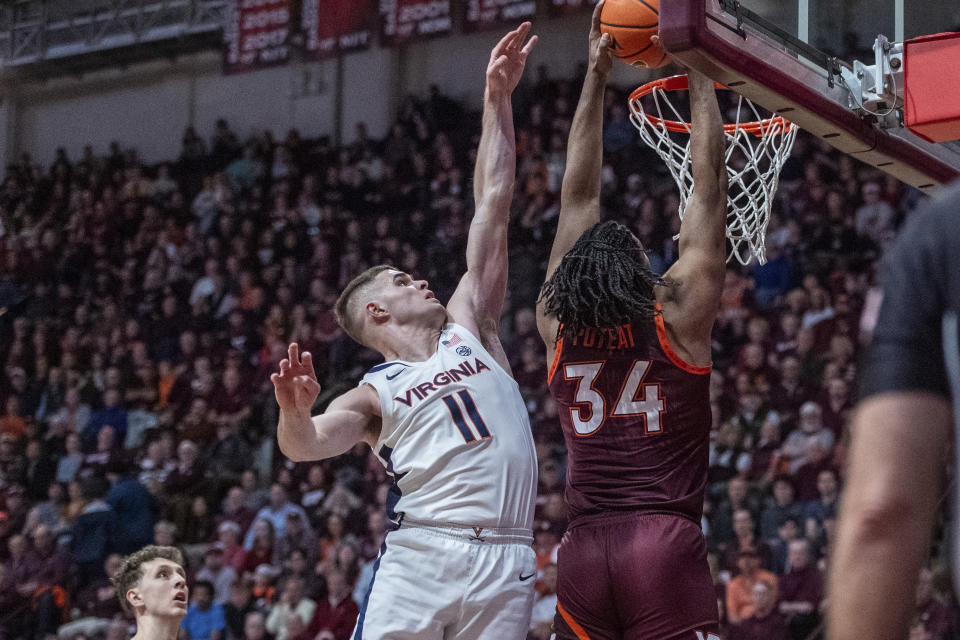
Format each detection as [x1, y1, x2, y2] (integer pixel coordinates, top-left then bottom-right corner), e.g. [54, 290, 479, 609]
[535, 3, 727, 639]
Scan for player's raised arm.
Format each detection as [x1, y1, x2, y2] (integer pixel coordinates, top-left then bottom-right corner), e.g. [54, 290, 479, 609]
[446, 23, 537, 351]
[659, 69, 728, 340]
[536, 0, 612, 345]
[272, 343, 379, 462]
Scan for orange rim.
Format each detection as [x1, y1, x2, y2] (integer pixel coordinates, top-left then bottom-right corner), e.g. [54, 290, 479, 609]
[629, 74, 793, 136]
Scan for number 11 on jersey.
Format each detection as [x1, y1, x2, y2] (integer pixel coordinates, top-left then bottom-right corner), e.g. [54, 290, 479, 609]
[441, 390, 492, 443]
[563, 360, 665, 436]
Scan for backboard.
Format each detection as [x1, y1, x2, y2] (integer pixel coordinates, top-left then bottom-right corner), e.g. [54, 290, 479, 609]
[658, 0, 960, 190]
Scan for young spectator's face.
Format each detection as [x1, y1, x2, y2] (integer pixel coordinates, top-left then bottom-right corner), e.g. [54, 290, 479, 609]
[269, 484, 287, 510]
[129, 558, 188, 618]
[778, 518, 800, 542]
[192, 583, 213, 611]
[286, 550, 307, 575]
[542, 564, 558, 594]
[817, 470, 838, 498]
[733, 509, 754, 539]
[244, 612, 266, 640]
[727, 478, 747, 505]
[773, 480, 794, 506]
[230, 581, 252, 607]
[204, 550, 223, 570]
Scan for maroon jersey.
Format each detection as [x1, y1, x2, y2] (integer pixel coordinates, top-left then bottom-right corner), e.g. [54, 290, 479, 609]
[547, 312, 711, 524]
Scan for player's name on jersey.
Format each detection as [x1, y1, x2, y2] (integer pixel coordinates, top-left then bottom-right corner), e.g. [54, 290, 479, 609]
[393, 358, 493, 406]
[569, 324, 637, 351]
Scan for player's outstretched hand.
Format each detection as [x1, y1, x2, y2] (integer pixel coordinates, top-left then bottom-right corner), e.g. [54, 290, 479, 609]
[486, 21, 537, 97]
[589, 0, 613, 76]
[270, 343, 321, 416]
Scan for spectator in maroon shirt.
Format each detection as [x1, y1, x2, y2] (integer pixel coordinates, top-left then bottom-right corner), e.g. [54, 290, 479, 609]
[769, 355, 811, 416]
[210, 367, 251, 431]
[728, 578, 789, 640]
[178, 397, 217, 446]
[216, 521, 247, 573]
[818, 376, 852, 437]
[778, 538, 823, 639]
[219, 486, 256, 536]
[722, 508, 774, 574]
[291, 569, 358, 640]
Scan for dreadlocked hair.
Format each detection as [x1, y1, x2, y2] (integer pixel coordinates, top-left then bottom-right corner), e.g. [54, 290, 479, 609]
[539, 220, 673, 339]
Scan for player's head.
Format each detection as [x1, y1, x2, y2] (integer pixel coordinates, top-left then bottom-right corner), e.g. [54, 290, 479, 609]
[540, 220, 668, 338]
[335, 265, 446, 347]
[113, 545, 187, 620]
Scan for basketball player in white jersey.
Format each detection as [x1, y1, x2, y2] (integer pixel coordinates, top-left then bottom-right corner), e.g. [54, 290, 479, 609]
[272, 23, 539, 640]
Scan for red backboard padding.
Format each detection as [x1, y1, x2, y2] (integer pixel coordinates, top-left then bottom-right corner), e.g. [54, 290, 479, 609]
[905, 32, 960, 143]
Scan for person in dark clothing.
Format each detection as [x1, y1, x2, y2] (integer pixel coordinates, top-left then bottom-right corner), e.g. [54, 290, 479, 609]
[69, 474, 116, 587]
[778, 539, 823, 639]
[107, 462, 159, 555]
[829, 181, 960, 640]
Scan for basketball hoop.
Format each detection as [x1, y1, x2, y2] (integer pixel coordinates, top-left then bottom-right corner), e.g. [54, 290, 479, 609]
[628, 74, 798, 265]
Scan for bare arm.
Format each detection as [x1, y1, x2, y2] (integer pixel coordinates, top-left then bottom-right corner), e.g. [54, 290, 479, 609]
[447, 23, 536, 355]
[536, 0, 612, 346]
[272, 343, 380, 462]
[658, 70, 727, 355]
[826, 392, 951, 640]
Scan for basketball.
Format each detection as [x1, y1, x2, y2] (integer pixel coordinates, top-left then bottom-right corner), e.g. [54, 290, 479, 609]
[599, 0, 669, 69]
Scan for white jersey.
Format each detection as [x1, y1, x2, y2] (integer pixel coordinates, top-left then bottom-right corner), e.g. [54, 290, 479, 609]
[360, 323, 537, 532]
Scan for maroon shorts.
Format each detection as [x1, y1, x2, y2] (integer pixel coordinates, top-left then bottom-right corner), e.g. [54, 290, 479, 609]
[554, 512, 719, 640]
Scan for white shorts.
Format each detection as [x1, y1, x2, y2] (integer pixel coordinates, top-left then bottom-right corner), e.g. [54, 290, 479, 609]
[352, 520, 537, 640]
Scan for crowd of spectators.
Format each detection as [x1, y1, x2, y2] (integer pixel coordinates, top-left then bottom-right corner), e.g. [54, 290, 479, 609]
[0, 62, 956, 640]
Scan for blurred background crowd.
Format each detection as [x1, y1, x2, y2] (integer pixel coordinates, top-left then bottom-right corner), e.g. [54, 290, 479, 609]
[0, 65, 955, 640]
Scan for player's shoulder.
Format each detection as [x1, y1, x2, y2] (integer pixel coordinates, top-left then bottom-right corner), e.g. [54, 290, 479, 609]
[897, 182, 960, 251]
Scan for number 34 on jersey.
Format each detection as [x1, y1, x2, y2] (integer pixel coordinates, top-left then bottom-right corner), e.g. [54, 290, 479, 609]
[562, 360, 665, 437]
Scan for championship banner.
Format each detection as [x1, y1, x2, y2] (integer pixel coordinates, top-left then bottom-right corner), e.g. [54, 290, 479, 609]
[547, 0, 593, 17]
[380, 0, 452, 46]
[463, 0, 536, 33]
[303, 0, 375, 59]
[224, 0, 291, 74]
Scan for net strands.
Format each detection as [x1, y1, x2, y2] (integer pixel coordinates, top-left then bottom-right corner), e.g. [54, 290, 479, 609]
[628, 76, 798, 265]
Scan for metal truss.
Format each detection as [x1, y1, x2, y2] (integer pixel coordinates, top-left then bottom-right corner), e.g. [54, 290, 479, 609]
[0, 0, 228, 67]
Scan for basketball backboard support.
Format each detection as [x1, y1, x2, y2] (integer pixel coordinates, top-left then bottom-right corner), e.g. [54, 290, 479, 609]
[658, 0, 960, 190]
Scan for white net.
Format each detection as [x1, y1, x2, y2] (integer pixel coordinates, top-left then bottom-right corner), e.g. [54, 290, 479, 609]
[628, 76, 798, 265]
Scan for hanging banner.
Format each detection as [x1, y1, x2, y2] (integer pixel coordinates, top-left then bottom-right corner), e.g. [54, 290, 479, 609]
[547, 0, 593, 17]
[224, 0, 291, 74]
[303, 0, 375, 59]
[380, 0, 452, 46]
[463, 0, 536, 33]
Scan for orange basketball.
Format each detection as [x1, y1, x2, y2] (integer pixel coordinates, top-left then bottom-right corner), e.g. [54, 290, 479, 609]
[599, 0, 670, 69]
